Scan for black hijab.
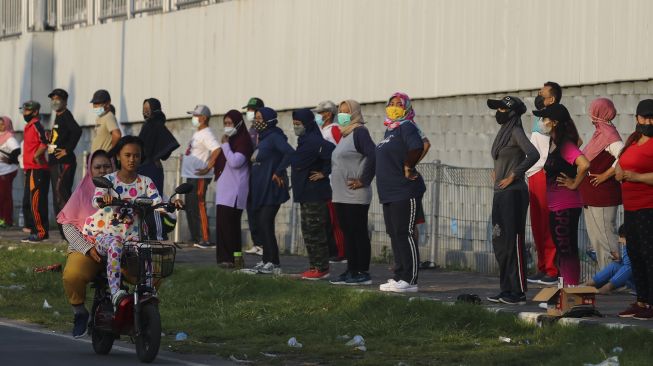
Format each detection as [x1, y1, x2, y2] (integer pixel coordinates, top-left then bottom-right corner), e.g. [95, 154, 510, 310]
[491, 99, 526, 159]
[139, 98, 180, 163]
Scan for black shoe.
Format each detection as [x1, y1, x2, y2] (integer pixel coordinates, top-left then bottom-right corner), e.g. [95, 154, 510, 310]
[72, 312, 89, 338]
[486, 292, 508, 303]
[499, 293, 527, 305]
[329, 256, 347, 264]
[537, 275, 558, 286]
[527, 272, 544, 284]
[329, 271, 351, 285]
[21, 234, 46, 243]
[193, 242, 215, 249]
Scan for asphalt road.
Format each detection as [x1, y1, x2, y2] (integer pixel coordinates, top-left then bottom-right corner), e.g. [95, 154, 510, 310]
[0, 319, 232, 366]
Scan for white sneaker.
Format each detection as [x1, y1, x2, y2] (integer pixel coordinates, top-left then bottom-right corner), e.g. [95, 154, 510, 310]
[245, 245, 263, 256]
[238, 261, 265, 274]
[379, 279, 397, 292]
[386, 280, 418, 293]
[257, 262, 281, 275]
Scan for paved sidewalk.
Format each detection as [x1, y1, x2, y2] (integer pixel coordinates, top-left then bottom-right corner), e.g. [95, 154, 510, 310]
[1, 228, 649, 331]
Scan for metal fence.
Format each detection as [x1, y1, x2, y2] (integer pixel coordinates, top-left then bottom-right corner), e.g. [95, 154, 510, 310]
[60, 0, 88, 28]
[99, 0, 128, 21]
[286, 161, 615, 281]
[0, 0, 22, 38]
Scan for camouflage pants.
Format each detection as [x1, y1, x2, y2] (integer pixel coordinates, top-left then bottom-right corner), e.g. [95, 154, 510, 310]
[300, 201, 330, 271]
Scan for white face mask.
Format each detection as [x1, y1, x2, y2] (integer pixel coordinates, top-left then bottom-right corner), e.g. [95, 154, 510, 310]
[540, 118, 553, 136]
[191, 116, 200, 127]
[93, 106, 105, 117]
[246, 111, 255, 122]
[224, 126, 237, 137]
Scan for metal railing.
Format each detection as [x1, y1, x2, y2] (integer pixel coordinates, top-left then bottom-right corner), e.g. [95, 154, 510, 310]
[99, 0, 128, 21]
[60, 0, 88, 28]
[0, 0, 22, 38]
[133, 0, 163, 15]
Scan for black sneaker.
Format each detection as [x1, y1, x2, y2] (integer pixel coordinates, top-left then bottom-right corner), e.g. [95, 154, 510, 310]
[72, 312, 89, 338]
[329, 271, 351, 285]
[499, 293, 527, 305]
[193, 242, 215, 249]
[537, 275, 558, 286]
[486, 292, 508, 303]
[21, 234, 45, 243]
[329, 256, 348, 264]
[527, 272, 544, 284]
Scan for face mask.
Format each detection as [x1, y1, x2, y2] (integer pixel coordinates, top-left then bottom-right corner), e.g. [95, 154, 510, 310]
[534, 95, 545, 110]
[51, 100, 64, 112]
[253, 119, 267, 132]
[93, 106, 105, 117]
[23, 114, 33, 123]
[224, 126, 237, 137]
[293, 124, 306, 136]
[143, 112, 151, 120]
[191, 116, 200, 127]
[246, 111, 255, 122]
[495, 110, 512, 125]
[532, 117, 543, 134]
[337, 113, 351, 127]
[386, 106, 406, 121]
[315, 113, 324, 127]
[540, 120, 553, 136]
[636, 123, 653, 137]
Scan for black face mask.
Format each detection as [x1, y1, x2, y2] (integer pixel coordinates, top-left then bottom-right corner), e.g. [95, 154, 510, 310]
[495, 110, 512, 125]
[23, 113, 33, 123]
[143, 112, 151, 120]
[636, 123, 653, 137]
[534, 95, 545, 110]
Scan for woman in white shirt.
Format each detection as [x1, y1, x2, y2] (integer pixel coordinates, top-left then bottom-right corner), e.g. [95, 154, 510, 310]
[0, 116, 20, 228]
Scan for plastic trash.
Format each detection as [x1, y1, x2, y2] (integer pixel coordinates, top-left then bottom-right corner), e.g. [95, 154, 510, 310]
[345, 335, 365, 347]
[583, 356, 620, 366]
[287, 337, 303, 348]
[53, 311, 60, 316]
[498, 336, 511, 343]
[34, 264, 62, 273]
[336, 335, 350, 340]
[260, 352, 278, 358]
[175, 332, 188, 341]
[611, 347, 623, 354]
[0, 285, 25, 290]
[354, 346, 367, 352]
[43, 299, 52, 309]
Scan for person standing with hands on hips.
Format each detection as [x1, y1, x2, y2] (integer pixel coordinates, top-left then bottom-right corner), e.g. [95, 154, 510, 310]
[486, 96, 539, 305]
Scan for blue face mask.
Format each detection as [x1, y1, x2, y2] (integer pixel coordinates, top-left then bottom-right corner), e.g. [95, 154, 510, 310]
[337, 113, 351, 127]
[315, 113, 324, 127]
[532, 116, 543, 134]
[93, 106, 105, 117]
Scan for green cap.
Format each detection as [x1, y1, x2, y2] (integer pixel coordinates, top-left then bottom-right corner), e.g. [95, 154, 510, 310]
[20, 100, 41, 111]
[242, 97, 264, 110]
[234, 252, 243, 257]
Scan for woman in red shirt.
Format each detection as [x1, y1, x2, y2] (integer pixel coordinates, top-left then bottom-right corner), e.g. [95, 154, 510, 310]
[615, 99, 653, 320]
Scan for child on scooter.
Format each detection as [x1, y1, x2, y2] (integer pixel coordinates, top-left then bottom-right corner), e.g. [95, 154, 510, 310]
[83, 136, 162, 308]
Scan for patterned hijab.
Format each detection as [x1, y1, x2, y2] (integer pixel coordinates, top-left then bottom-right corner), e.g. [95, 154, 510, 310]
[0, 116, 15, 146]
[384, 92, 416, 130]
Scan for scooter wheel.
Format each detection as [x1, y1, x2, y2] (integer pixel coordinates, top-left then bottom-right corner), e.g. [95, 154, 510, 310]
[135, 303, 161, 363]
[91, 326, 115, 355]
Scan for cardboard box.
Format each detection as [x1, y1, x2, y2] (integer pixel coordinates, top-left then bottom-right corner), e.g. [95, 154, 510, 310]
[533, 286, 598, 316]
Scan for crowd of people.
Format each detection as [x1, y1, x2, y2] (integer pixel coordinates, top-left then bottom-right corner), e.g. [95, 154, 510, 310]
[1, 81, 653, 338]
[486, 81, 653, 322]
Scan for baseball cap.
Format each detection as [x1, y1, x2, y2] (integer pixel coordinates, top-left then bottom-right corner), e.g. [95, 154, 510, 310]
[533, 103, 572, 122]
[311, 100, 337, 113]
[242, 97, 264, 109]
[635, 99, 653, 117]
[48, 88, 69, 100]
[90, 89, 111, 104]
[487, 96, 527, 116]
[187, 104, 211, 117]
[20, 100, 41, 111]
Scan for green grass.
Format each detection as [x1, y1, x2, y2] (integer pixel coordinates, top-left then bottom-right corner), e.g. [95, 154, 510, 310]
[1, 243, 653, 365]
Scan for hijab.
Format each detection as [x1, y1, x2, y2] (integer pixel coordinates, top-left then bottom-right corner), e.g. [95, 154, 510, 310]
[0, 116, 15, 146]
[582, 98, 621, 161]
[384, 92, 416, 130]
[256, 107, 285, 140]
[291, 108, 326, 169]
[138, 98, 180, 163]
[491, 97, 526, 160]
[57, 150, 116, 231]
[339, 100, 365, 137]
[214, 110, 254, 179]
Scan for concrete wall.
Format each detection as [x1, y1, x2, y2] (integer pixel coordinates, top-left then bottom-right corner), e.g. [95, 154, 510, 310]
[3, 0, 653, 128]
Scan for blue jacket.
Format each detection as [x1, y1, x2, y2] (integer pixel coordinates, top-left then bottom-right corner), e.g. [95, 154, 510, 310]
[290, 109, 334, 203]
[248, 108, 294, 209]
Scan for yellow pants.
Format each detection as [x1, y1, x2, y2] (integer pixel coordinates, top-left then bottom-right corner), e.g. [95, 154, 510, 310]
[62, 252, 102, 306]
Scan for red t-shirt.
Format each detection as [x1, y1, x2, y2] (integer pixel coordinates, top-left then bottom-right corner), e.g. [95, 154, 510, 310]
[619, 138, 653, 211]
[23, 118, 49, 170]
